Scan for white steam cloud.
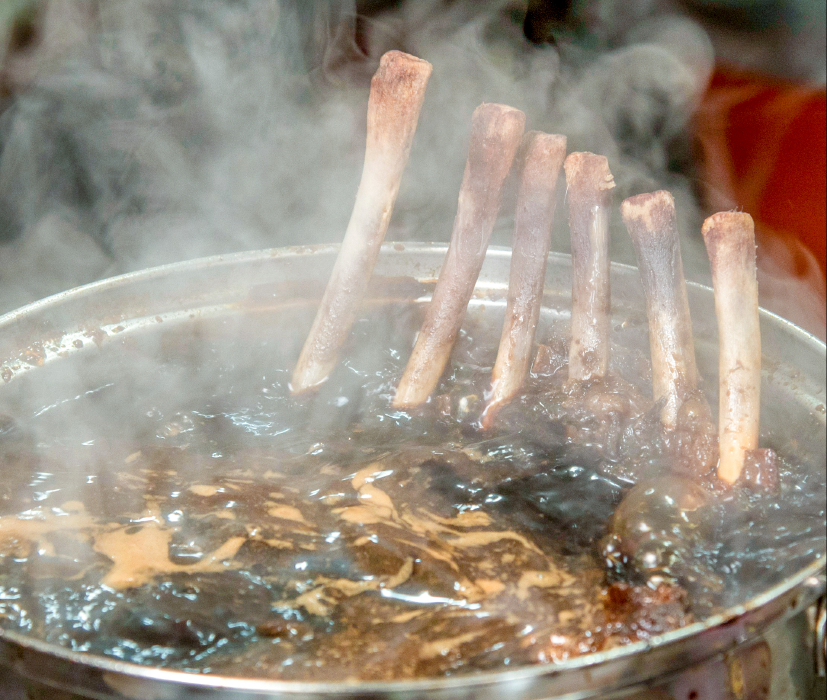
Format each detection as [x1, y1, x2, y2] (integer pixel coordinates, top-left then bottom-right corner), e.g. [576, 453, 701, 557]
[0, 0, 822, 339]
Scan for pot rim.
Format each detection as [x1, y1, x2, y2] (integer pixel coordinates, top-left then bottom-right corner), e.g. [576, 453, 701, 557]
[0, 243, 824, 696]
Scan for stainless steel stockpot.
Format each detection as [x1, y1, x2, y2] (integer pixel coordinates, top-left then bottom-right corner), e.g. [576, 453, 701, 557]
[0, 244, 824, 700]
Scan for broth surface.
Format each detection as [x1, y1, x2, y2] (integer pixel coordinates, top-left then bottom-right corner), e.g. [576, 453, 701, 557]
[0, 303, 824, 680]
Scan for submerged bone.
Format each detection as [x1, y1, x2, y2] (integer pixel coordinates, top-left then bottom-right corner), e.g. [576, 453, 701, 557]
[481, 132, 567, 429]
[393, 103, 526, 409]
[565, 153, 615, 382]
[292, 51, 432, 395]
[621, 191, 698, 429]
[702, 212, 762, 485]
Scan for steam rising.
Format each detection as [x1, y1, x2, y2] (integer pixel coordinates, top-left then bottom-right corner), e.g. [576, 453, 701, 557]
[0, 0, 822, 337]
[0, 0, 713, 299]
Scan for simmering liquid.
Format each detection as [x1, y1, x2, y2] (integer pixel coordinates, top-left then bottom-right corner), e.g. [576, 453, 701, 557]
[0, 303, 824, 680]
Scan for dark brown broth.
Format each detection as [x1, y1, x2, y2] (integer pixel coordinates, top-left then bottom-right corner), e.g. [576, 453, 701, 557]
[0, 305, 823, 680]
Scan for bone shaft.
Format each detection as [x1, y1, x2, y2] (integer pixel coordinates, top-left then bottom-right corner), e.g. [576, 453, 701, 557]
[702, 213, 762, 485]
[622, 191, 698, 429]
[393, 103, 526, 409]
[482, 132, 567, 428]
[291, 52, 432, 395]
[565, 153, 615, 382]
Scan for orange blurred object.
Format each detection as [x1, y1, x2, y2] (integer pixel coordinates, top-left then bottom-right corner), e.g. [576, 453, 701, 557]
[696, 66, 826, 338]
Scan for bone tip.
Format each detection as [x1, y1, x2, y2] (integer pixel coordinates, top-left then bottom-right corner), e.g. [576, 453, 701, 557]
[391, 395, 419, 411]
[621, 190, 676, 232]
[475, 102, 525, 117]
[373, 51, 433, 98]
[702, 211, 755, 240]
[479, 404, 499, 431]
[702, 212, 756, 259]
[524, 131, 568, 158]
[480, 386, 514, 431]
[379, 50, 433, 75]
[289, 380, 312, 398]
[525, 131, 567, 149]
[717, 458, 742, 486]
[289, 364, 329, 397]
[473, 103, 527, 134]
[564, 152, 616, 191]
[391, 378, 423, 411]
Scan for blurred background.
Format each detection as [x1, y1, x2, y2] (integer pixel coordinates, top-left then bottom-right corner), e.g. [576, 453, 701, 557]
[0, 0, 824, 336]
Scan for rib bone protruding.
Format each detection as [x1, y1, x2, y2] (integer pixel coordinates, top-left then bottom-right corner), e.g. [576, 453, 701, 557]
[393, 103, 527, 409]
[702, 212, 762, 485]
[481, 132, 567, 429]
[565, 153, 615, 382]
[291, 51, 432, 395]
[621, 191, 698, 429]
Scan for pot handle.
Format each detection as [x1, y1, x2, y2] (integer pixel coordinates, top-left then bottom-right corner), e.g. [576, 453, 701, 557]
[817, 594, 826, 678]
[807, 573, 827, 680]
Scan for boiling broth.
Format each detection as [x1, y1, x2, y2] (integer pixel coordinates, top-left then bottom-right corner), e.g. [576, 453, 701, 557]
[0, 304, 824, 680]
